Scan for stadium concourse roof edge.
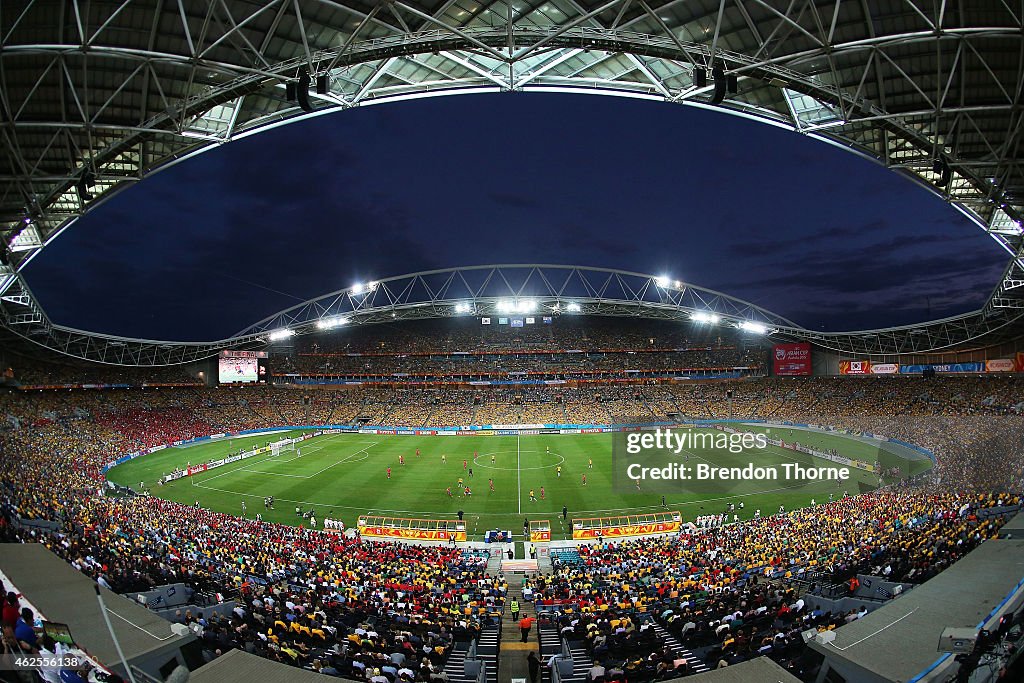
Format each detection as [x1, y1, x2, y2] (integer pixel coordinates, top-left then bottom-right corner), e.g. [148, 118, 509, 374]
[188, 647, 804, 683]
[0, 543, 196, 680]
[2, 265, 1024, 366]
[809, 524, 1024, 683]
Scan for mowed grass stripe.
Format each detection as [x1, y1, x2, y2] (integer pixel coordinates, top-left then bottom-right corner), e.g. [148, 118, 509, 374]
[107, 431, 920, 537]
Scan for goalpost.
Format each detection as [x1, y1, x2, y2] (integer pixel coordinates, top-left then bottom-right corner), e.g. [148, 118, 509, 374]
[271, 439, 297, 457]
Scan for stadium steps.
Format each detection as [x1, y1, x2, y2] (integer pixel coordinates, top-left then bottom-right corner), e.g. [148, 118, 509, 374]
[537, 625, 561, 683]
[441, 641, 475, 683]
[563, 641, 594, 683]
[649, 621, 711, 674]
[476, 624, 500, 683]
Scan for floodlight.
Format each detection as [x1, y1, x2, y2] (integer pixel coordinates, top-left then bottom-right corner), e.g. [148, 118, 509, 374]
[316, 317, 348, 330]
[454, 302, 472, 314]
[691, 312, 719, 324]
[496, 300, 515, 314]
[739, 321, 767, 334]
[655, 275, 671, 288]
[268, 329, 295, 341]
[566, 302, 582, 313]
[516, 300, 536, 314]
[350, 281, 377, 295]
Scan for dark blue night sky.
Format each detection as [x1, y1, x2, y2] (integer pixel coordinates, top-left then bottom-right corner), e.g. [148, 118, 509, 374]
[24, 93, 1006, 341]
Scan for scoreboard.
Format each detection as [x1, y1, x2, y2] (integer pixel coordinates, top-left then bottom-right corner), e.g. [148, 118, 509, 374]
[218, 350, 268, 384]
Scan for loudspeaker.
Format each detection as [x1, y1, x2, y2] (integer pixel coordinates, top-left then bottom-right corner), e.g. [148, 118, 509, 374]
[710, 65, 727, 104]
[693, 67, 707, 88]
[296, 68, 314, 113]
[316, 74, 329, 95]
[285, 82, 297, 101]
[726, 73, 738, 93]
[933, 158, 951, 187]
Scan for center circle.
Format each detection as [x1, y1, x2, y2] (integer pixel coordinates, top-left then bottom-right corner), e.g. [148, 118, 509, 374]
[473, 450, 565, 471]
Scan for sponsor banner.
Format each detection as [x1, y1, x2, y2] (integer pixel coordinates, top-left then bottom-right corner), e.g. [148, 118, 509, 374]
[219, 350, 268, 358]
[870, 363, 899, 374]
[359, 429, 379, 434]
[560, 429, 582, 434]
[186, 464, 208, 476]
[986, 358, 1016, 372]
[839, 360, 870, 375]
[572, 521, 680, 540]
[492, 424, 546, 430]
[415, 430, 436, 436]
[899, 362, 984, 374]
[543, 316, 553, 324]
[773, 343, 812, 376]
[530, 530, 551, 542]
[480, 317, 491, 325]
[511, 318, 524, 328]
[359, 526, 467, 542]
[581, 428, 603, 433]
[526, 317, 535, 325]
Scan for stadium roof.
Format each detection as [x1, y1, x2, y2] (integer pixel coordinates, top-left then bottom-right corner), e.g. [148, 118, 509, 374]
[808, 537, 1024, 683]
[189, 649, 337, 683]
[0, 543, 196, 680]
[2, 1, 1023, 363]
[185, 633, 804, 683]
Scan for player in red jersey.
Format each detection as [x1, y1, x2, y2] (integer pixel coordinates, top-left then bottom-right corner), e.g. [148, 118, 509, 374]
[399, 454, 405, 465]
[540, 486, 546, 500]
[386, 467, 392, 479]
[416, 448, 421, 457]
[581, 473, 587, 486]
[463, 459, 468, 470]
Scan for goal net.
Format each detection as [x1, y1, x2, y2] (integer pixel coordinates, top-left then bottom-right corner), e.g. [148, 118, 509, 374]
[271, 440, 297, 457]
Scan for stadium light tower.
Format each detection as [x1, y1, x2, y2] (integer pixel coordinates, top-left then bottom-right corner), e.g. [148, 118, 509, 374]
[267, 328, 295, 341]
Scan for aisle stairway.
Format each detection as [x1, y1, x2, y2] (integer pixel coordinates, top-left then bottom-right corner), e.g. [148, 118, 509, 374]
[476, 624, 500, 683]
[441, 642, 474, 683]
[649, 620, 711, 675]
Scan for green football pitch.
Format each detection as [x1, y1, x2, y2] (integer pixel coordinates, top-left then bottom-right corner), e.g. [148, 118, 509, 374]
[106, 428, 930, 539]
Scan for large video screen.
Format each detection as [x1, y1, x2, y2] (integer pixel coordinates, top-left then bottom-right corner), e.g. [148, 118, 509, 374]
[219, 356, 259, 384]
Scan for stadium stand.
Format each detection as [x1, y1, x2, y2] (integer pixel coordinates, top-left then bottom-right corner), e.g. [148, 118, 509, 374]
[2, 353, 1024, 681]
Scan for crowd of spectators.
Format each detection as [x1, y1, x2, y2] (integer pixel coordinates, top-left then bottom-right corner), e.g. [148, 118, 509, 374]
[527, 490, 1016, 676]
[1, 365, 1023, 679]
